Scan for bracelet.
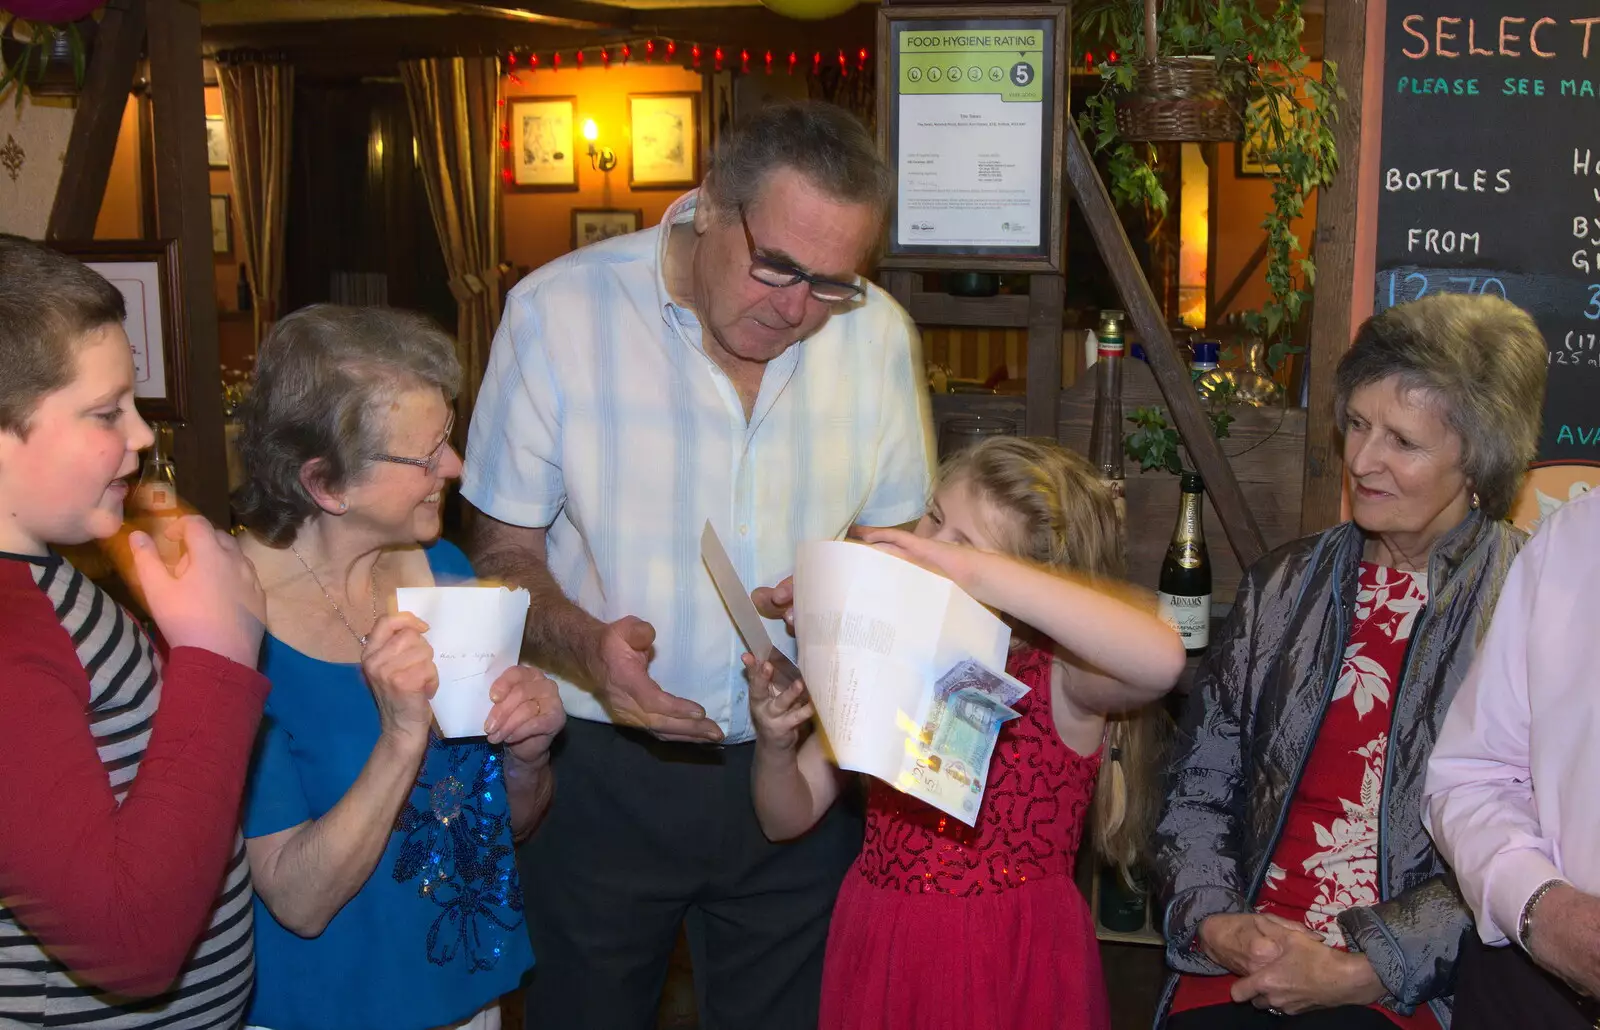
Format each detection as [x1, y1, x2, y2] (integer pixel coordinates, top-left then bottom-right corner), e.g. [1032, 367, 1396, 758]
[1517, 878, 1567, 953]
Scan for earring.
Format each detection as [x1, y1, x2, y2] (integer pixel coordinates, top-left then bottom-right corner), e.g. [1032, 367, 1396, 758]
[338, 500, 348, 513]
[1470, 492, 1481, 511]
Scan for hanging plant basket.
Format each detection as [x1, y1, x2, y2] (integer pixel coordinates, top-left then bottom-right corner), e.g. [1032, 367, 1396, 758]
[1112, 0, 1240, 143]
[0, 15, 96, 103]
[1115, 56, 1241, 142]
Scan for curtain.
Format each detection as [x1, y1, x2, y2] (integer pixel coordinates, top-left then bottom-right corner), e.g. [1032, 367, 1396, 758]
[399, 56, 501, 426]
[217, 55, 293, 343]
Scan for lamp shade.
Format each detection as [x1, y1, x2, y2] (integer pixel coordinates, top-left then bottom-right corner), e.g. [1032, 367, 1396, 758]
[1, 0, 105, 22]
[757, 0, 858, 21]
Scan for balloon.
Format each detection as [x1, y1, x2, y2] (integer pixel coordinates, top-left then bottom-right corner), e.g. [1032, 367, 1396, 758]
[1, 0, 105, 23]
[757, 0, 859, 21]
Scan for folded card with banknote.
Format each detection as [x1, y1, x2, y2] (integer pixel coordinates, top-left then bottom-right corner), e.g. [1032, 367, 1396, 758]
[791, 540, 1031, 825]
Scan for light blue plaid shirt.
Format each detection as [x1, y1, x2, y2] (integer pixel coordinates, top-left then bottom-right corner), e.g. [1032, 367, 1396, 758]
[462, 191, 934, 742]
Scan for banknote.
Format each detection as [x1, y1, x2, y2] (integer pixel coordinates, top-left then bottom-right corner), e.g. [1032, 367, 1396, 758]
[933, 657, 1032, 707]
[892, 686, 1020, 822]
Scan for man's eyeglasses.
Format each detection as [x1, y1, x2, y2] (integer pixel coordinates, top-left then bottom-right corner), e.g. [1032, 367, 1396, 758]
[739, 205, 865, 304]
[372, 411, 456, 476]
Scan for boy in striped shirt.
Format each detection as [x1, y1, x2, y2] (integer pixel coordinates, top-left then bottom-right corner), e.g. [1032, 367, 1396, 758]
[0, 235, 269, 1029]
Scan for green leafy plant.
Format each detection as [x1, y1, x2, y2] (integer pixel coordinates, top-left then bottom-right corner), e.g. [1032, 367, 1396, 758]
[1124, 383, 1236, 476]
[1078, 0, 1343, 371]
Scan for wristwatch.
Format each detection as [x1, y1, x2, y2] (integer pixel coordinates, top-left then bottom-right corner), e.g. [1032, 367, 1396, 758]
[1517, 878, 1567, 953]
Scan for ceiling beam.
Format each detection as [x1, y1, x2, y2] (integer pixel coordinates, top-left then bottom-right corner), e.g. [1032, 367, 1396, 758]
[381, 0, 629, 32]
[201, 3, 876, 67]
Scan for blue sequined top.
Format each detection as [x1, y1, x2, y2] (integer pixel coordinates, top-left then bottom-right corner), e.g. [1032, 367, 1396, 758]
[243, 540, 534, 1030]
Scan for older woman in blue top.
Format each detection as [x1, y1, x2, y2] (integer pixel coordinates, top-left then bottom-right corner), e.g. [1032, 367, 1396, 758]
[232, 305, 561, 1030]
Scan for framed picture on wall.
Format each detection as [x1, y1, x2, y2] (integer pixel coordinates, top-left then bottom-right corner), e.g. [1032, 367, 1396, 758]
[571, 208, 643, 250]
[205, 114, 229, 169]
[49, 239, 188, 422]
[1236, 94, 1296, 177]
[507, 96, 579, 191]
[210, 194, 232, 254]
[629, 93, 700, 189]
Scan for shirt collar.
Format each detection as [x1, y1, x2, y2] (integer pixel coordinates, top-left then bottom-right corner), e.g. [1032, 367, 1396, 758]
[654, 188, 700, 320]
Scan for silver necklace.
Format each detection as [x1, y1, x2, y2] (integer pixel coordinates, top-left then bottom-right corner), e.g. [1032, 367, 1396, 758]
[290, 545, 380, 647]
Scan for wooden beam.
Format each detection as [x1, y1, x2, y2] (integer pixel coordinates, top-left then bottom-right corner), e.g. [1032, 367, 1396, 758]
[1025, 274, 1063, 436]
[382, 0, 627, 31]
[1300, 0, 1366, 534]
[1064, 119, 1266, 568]
[147, 0, 228, 525]
[46, 0, 147, 240]
[201, 15, 611, 60]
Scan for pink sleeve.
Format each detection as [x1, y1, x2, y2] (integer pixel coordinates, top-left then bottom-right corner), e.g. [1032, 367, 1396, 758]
[0, 585, 268, 998]
[1424, 527, 1561, 947]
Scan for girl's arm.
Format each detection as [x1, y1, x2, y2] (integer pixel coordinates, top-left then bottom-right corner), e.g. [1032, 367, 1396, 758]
[853, 529, 1185, 713]
[746, 656, 847, 841]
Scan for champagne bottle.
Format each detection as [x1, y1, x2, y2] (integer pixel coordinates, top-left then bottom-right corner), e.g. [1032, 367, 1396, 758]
[1159, 472, 1212, 656]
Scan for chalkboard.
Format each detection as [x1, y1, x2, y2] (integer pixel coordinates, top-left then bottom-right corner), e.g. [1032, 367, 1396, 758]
[1374, 3, 1600, 460]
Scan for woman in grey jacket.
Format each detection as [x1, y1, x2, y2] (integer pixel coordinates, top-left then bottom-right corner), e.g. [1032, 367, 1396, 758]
[1152, 294, 1547, 1030]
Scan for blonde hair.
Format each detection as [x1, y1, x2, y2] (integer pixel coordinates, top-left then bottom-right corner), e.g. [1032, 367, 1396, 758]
[938, 436, 1170, 877]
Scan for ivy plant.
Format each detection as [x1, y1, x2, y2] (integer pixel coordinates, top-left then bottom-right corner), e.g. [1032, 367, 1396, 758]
[1077, 0, 1344, 372]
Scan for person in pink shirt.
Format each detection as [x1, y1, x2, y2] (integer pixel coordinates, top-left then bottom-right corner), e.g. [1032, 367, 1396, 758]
[1425, 487, 1600, 1030]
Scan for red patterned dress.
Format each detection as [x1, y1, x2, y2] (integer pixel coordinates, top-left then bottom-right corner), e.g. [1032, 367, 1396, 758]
[818, 644, 1109, 1030]
[1171, 562, 1441, 1028]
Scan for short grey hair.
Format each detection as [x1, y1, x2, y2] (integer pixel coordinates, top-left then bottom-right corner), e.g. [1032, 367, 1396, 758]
[233, 304, 462, 545]
[1334, 293, 1547, 520]
[703, 100, 892, 221]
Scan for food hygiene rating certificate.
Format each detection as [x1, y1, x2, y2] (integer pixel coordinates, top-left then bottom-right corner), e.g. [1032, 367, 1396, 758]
[895, 27, 1046, 249]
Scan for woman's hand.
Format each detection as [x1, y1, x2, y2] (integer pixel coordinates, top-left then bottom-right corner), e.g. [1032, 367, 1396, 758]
[1197, 912, 1320, 976]
[745, 654, 814, 753]
[360, 613, 438, 749]
[485, 665, 566, 766]
[849, 526, 996, 596]
[1230, 927, 1387, 1015]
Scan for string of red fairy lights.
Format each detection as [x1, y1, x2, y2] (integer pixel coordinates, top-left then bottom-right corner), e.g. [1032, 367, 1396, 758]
[500, 40, 871, 79]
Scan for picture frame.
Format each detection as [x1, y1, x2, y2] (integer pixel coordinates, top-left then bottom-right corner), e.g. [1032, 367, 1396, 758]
[210, 194, 232, 255]
[49, 239, 188, 422]
[1236, 93, 1296, 177]
[570, 208, 644, 250]
[876, 5, 1068, 272]
[205, 114, 229, 169]
[629, 92, 701, 189]
[507, 96, 578, 191]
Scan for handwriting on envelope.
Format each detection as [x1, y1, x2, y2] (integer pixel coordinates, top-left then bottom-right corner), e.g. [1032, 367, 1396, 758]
[395, 585, 531, 738]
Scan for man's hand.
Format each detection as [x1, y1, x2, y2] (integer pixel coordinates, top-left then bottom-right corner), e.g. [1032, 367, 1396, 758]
[1528, 884, 1600, 998]
[1230, 927, 1386, 1015]
[752, 576, 796, 632]
[586, 616, 723, 744]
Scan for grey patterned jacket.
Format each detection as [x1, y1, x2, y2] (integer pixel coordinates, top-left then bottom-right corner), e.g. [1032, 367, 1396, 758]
[1150, 512, 1526, 1028]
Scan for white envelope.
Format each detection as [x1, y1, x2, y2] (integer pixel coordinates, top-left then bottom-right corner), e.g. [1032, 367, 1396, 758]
[394, 585, 531, 738]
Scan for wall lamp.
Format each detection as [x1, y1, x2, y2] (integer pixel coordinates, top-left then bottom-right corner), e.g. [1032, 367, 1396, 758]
[583, 119, 617, 173]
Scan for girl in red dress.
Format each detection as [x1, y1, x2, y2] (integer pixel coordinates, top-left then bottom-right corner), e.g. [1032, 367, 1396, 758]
[747, 437, 1186, 1030]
